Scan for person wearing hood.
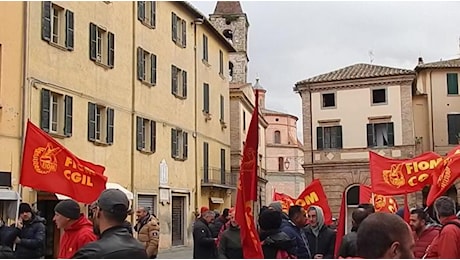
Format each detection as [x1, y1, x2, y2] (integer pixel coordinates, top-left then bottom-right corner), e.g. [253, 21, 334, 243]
[305, 206, 336, 259]
[268, 201, 290, 221]
[14, 202, 46, 258]
[53, 199, 97, 258]
[218, 208, 243, 258]
[259, 209, 296, 259]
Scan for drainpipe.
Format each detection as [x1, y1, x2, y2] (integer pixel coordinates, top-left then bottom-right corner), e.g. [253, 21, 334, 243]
[429, 70, 434, 152]
[130, 1, 136, 222]
[308, 86, 314, 182]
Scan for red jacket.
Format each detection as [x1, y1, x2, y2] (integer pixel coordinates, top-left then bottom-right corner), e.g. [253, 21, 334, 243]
[412, 225, 440, 258]
[58, 214, 97, 258]
[425, 216, 460, 259]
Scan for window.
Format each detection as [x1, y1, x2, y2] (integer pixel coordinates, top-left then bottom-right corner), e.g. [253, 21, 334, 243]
[137, 47, 157, 86]
[278, 157, 284, 172]
[229, 62, 234, 80]
[42, 2, 73, 50]
[322, 93, 335, 108]
[367, 122, 394, 147]
[223, 29, 233, 43]
[220, 95, 225, 122]
[171, 128, 188, 160]
[136, 116, 156, 153]
[316, 126, 342, 150]
[88, 102, 114, 144]
[137, 194, 157, 216]
[171, 12, 186, 48]
[171, 65, 187, 99]
[447, 114, 460, 145]
[219, 50, 224, 76]
[243, 111, 246, 130]
[447, 73, 459, 95]
[40, 89, 72, 136]
[202, 34, 208, 62]
[89, 23, 114, 68]
[372, 89, 387, 104]
[203, 83, 209, 113]
[137, 1, 156, 28]
[274, 131, 281, 144]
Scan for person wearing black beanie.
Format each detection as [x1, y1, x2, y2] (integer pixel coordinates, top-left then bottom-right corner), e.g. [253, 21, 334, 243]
[14, 202, 46, 258]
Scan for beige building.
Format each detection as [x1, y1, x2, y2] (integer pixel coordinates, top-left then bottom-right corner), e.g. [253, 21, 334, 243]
[413, 57, 460, 203]
[0, 1, 235, 255]
[295, 63, 418, 231]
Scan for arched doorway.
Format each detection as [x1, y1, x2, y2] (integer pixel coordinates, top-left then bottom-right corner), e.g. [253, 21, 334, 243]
[345, 185, 359, 233]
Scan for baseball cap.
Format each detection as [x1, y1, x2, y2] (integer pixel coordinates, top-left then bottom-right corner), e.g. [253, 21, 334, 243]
[97, 189, 129, 215]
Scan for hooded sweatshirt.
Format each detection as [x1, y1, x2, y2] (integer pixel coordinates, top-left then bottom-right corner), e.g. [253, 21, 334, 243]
[305, 206, 336, 259]
[58, 214, 97, 258]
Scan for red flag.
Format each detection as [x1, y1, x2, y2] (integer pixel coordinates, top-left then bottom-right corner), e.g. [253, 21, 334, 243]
[235, 90, 264, 259]
[273, 191, 296, 213]
[295, 179, 333, 225]
[334, 191, 346, 258]
[20, 121, 107, 204]
[359, 185, 399, 213]
[369, 151, 440, 195]
[426, 146, 460, 206]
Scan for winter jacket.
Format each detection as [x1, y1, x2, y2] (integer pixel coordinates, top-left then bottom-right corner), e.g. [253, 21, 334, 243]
[338, 231, 357, 258]
[424, 216, 460, 259]
[59, 214, 97, 258]
[15, 215, 46, 259]
[135, 214, 160, 258]
[0, 245, 14, 259]
[260, 230, 297, 259]
[305, 225, 336, 259]
[280, 219, 312, 259]
[192, 218, 216, 259]
[72, 225, 147, 259]
[0, 225, 17, 249]
[211, 216, 227, 238]
[412, 225, 440, 258]
[218, 225, 242, 259]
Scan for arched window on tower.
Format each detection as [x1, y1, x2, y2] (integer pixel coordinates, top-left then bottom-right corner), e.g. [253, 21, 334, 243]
[223, 29, 233, 44]
[229, 62, 234, 80]
[274, 131, 281, 144]
[278, 157, 284, 172]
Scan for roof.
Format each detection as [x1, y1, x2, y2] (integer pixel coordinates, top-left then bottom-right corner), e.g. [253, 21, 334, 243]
[296, 63, 415, 85]
[213, 1, 243, 14]
[262, 108, 298, 119]
[415, 58, 460, 70]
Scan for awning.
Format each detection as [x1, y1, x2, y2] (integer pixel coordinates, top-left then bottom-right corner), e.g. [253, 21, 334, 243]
[0, 189, 21, 220]
[55, 183, 134, 201]
[210, 197, 224, 204]
[0, 189, 20, 201]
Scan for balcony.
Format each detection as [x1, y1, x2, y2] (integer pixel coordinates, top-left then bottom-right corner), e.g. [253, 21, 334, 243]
[201, 167, 237, 189]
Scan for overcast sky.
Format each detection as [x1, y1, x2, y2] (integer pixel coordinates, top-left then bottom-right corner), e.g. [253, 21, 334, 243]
[190, 1, 460, 141]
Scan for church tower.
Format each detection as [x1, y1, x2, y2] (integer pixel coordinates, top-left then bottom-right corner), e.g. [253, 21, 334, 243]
[210, 1, 249, 84]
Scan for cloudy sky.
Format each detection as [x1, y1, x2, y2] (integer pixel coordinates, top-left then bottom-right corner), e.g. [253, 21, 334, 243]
[190, 1, 460, 140]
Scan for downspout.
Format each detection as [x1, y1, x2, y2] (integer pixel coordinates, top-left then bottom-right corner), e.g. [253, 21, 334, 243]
[193, 20, 199, 216]
[130, 1, 136, 222]
[429, 70, 434, 152]
[308, 85, 315, 182]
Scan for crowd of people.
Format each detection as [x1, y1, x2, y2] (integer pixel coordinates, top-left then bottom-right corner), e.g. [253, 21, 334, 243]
[192, 196, 460, 259]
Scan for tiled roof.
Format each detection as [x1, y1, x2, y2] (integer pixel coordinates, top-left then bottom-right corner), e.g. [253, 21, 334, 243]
[296, 63, 415, 85]
[214, 1, 243, 14]
[415, 58, 460, 70]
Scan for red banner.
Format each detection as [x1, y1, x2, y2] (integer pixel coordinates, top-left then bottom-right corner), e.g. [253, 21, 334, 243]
[20, 121, 107, 204]
[426, 146, 460, 206]
[359, 185, 398, 213]
[369, 151, 440, 195]
[235, 90, 264, 259]
[273, 192, 295, 213]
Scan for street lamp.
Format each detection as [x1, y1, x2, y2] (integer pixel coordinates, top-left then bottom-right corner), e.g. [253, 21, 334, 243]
[284, 158, 290, 170]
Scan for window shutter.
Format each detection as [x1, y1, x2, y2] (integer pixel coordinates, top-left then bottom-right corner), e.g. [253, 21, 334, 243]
[447, 73, 459, 95]
[171, 129, 177, 158]
[219, 50, 223, 74]
[181, 19, 186, 47]
[137, 47, 144, 81]
[447, 115, 459, 145]
[88, 103, 96, 141]
[316, 127, 323, 150]
[151, 54, 157, 85]
[40, 89, 50, 132]
[220, 149, 226, 184]
[203, 35, 208, 61]
[150, 120, 156, 153]
[41, 1, 51, 42]
[387, 123, 394, 147]
[171, 13, 177, 43]
[136, 116, 143, 151]
[336, 126, 342, 149]
[151, 1, 156, 27]
[65, 10, 74, 50]
[183, 132, 188, 159]
[220, 95, 224, 121]
[108, 32, 115, 68]
[171, 66, 177, 94]
[203, 142, 209, 182]
[203, 83, 209, 113]
[64, 95, 73, 136]
[106, 108, 114, 144]
[137, 1, 145, 22]
[182, 70, 187, 98]
[367, 124, 374, 147]
[89, 23, 97, 61]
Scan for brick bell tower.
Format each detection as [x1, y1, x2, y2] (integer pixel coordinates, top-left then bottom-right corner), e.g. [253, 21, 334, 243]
[209, 1, 249, 84]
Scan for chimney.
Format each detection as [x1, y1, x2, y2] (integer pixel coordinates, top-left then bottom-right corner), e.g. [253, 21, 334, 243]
[418, 57, 424, 65]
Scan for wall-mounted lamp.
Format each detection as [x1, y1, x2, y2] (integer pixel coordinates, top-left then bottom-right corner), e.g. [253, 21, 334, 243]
[192, 18, 204, 25]
[284, 158, 290, 170]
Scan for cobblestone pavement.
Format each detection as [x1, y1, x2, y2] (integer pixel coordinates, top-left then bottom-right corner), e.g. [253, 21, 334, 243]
[157, 246, 193, 259]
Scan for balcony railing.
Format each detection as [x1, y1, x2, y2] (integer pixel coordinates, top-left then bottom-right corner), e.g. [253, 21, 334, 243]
[201, 167, 237, 187]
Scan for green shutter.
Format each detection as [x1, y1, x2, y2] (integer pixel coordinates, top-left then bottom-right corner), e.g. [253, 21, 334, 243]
[108, 32, 115, 68]
[87, 103, 96, 141]
[220, 95, 224, 121]
[203, 83, 209, 113]
[171, 129, 177, 158]
[316, 127, 323, 150]
[387, 123, 394, 147]
[203, 142, 209, 181]
[150, 120, 156, 153]
[151, 54, 157, 85]
[151, 1, 156, 27]
[220, 148, 226, 184]
[219, 50, 223, 74]
[106, 108, 114, 144]
[182, 70, 187, 98]
[336, 126, 342, 149]
[41, 1, 51, 42]
[137, 47, 144, 81]
[447, 114, 460, 145]
[137, 1, 145, 21]
[182, 19, 186, 47]
[64, 95, 73, 136]
[203, 35, 208, 61]
[447, 73, 458, 95]
[183, 132, 188, 159]
[171, 65, 177, 94]
[65, 10, 74, 50]
[136, 116, 143, 151]
[40, 89, 50, 132]
[89, 23, 97, 61]
[367, 124, 374, 147]
[171, 13, 177, 43]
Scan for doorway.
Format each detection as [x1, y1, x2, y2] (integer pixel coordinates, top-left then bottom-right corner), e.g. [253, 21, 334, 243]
[171, 196, 185, 246]
[36, 198, 60, 259]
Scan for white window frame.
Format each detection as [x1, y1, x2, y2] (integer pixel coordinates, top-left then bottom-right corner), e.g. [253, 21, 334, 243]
[49, 92, 64, 134]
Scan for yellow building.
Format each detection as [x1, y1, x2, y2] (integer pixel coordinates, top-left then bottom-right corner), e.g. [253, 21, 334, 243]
[0, 1, 234, 255]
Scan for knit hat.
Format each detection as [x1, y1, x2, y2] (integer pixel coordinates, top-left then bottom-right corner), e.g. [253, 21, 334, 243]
[54, 199, 80, 220]
[259, 209, 282, 231]
[200, 206, 209, 214]
[268, 201, 283, 212]
[19, 203, 32, 214]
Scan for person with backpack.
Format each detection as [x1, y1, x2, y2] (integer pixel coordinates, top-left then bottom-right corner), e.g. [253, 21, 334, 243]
[259, 208, 297, 259]
[424, 196, 460, 259]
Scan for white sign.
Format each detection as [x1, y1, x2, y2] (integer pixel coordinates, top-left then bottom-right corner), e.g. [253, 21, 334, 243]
[159, 159, 168, 186]
[159, 188, 170, 203]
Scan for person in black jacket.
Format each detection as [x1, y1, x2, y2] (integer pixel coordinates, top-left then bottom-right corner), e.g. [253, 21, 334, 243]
[193, 210, 217, 259]
[72, 189, 147, 259]
[259, 209, 296, 259]
[14, 203, 46, 259]
[338, 208, 370, 258]
[210, 208, 229, 238]
[0, 219, 15, 259]
[305, 205, 336, 259]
